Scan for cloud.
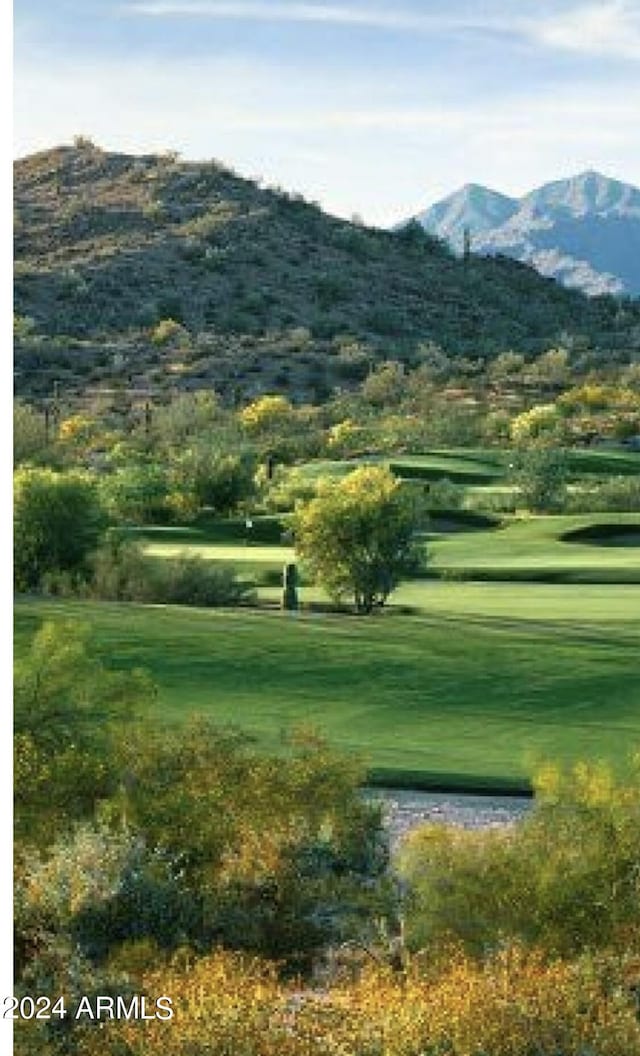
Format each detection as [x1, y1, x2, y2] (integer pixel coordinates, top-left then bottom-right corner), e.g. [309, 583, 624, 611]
[529, 1, 640, 60]
[123, 1, 445, 31]
[125, 0, 640, 60]
[14, 48, 640, 226]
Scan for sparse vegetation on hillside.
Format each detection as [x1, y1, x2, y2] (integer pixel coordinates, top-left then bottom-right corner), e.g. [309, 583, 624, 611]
[14, 141, 640, 404]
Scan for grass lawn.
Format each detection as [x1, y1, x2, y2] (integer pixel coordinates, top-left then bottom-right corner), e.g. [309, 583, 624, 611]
[14, 594, 640, 791]
[132, 513, 640, 584]
[428, 513, 640, 581]
[297, 447, 640, 485]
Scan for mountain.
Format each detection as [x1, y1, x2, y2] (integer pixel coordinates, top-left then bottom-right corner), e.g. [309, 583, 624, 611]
[13, 145, 640, 402]
[408, 172, 640, 297]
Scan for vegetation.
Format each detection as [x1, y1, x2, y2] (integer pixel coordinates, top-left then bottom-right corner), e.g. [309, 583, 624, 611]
[14, 467, 105, 591]
[294, 466, 423, 612]
[14, 597, 640, 788]
[12, 139, 640, 1056]
[14, 143, 640, 405]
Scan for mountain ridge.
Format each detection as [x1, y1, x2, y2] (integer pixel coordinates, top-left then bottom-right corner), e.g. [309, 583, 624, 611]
[407, 171, 640, 297]
[13, 144, 640, 402]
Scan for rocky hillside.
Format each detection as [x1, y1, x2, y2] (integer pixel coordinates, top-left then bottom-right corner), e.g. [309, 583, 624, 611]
[14, 144, 640, 402]
[408, 171, 640, 298]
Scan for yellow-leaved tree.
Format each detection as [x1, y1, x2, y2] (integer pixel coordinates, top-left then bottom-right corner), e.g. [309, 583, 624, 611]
[294, 465, 423, 614]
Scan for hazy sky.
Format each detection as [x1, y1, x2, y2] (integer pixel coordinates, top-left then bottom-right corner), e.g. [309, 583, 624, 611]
[13, 0, 640, 225]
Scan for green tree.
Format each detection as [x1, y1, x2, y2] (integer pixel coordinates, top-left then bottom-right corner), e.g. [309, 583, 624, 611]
[510, 447, 569, 513]
[167, 446, 257, 519]
[14, 467, 106, 590]
[99, 462, 170, 525]
[294, 466, 422, 613]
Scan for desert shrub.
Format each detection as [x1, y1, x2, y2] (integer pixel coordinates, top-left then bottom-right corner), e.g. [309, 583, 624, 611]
[147, 555, 256, 607]
[398, 759, 640, 958]
[14, 467, 106, 591]
[14, 620, 154, 841]
[167, 447, 257, 518]
[150, 318, 183, 345]
[421, 476, 465, 511]
[89, 537, 254, 607]
[89, 535, 154, 600]
[57, 945, 640, 1056]
[568, 475, 640, 513]
[259, 465, 320, 513]
[13, 400, 52, 467]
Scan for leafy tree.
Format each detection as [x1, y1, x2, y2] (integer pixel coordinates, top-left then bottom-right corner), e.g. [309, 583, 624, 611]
[14, 467, 106, 590]
[510, 447, 569, 513]
[167, 446, 257, 518]
[99, 463, 170, 525]
[239, 394, 296, 434]
[294, 466, 423, 613]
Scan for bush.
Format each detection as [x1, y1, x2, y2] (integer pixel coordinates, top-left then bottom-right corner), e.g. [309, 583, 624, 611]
[568, 475, 640, 513]
[99, 463, 170, 525]
[398, 759, 640, 958]
[14, 467, 106, 591]
[509, 447, 569, 513]
[148, 556, 255, 607]
[90, 538, 255, 608]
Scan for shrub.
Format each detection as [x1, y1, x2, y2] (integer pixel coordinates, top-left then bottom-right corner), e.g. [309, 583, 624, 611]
[14, 467, 106, 591]
[148, 556, 255, 607]
[509, 447, 569, 513]
[99, 463, 170, 525]
[568, 475, 640, 513]
[90, 538, 255, 608]
[398, 758, 640, 958]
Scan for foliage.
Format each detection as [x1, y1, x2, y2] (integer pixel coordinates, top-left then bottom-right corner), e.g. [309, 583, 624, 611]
[31, 944, 640, 1056]
[14, 620, 154, 840]
[569, 475, 640, 513]
[509, 446, 569, 512]
[294, 466, 423, 612]
[14, 467, 106, 590]
[99, 463, 170, 525]
[13, 400, 52, 467]
[240, 394, 296, 433]
[399, 758, 640, 958]
[90, 535, 255, 607]
[510, 403, 564, 444]
[166, 445, 257, 518]
[150, 318, 184, 345]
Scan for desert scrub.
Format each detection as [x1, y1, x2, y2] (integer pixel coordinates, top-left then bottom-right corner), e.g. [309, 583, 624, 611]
[63, 945, 640, 1056]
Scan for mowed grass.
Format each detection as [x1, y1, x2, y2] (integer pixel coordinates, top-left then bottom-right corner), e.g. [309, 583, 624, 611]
[134, 513, 640, 585]
[14, 593, 640, 790]
[298, 447, 640, 485]
[428, 514, 640, 581]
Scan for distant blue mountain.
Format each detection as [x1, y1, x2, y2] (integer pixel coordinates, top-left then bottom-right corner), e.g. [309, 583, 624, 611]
[405, 171, 640, 297]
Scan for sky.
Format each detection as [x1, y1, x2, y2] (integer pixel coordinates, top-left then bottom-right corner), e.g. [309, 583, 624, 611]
[12, 0, 640, 225]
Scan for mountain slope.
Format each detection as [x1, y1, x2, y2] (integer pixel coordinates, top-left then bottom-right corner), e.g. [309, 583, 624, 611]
[13, 145, 640, 401]
[410, 172, 640, 297]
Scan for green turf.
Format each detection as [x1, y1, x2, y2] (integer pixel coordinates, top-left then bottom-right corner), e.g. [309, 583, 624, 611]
[134, 513, 640, 584]
[14, 595, 640, 789]
[297, 447, 640, 486]
[427, 513, 640, 581]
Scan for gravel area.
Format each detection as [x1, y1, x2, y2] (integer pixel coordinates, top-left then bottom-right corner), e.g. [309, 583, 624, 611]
[366, 788, 532, 848]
